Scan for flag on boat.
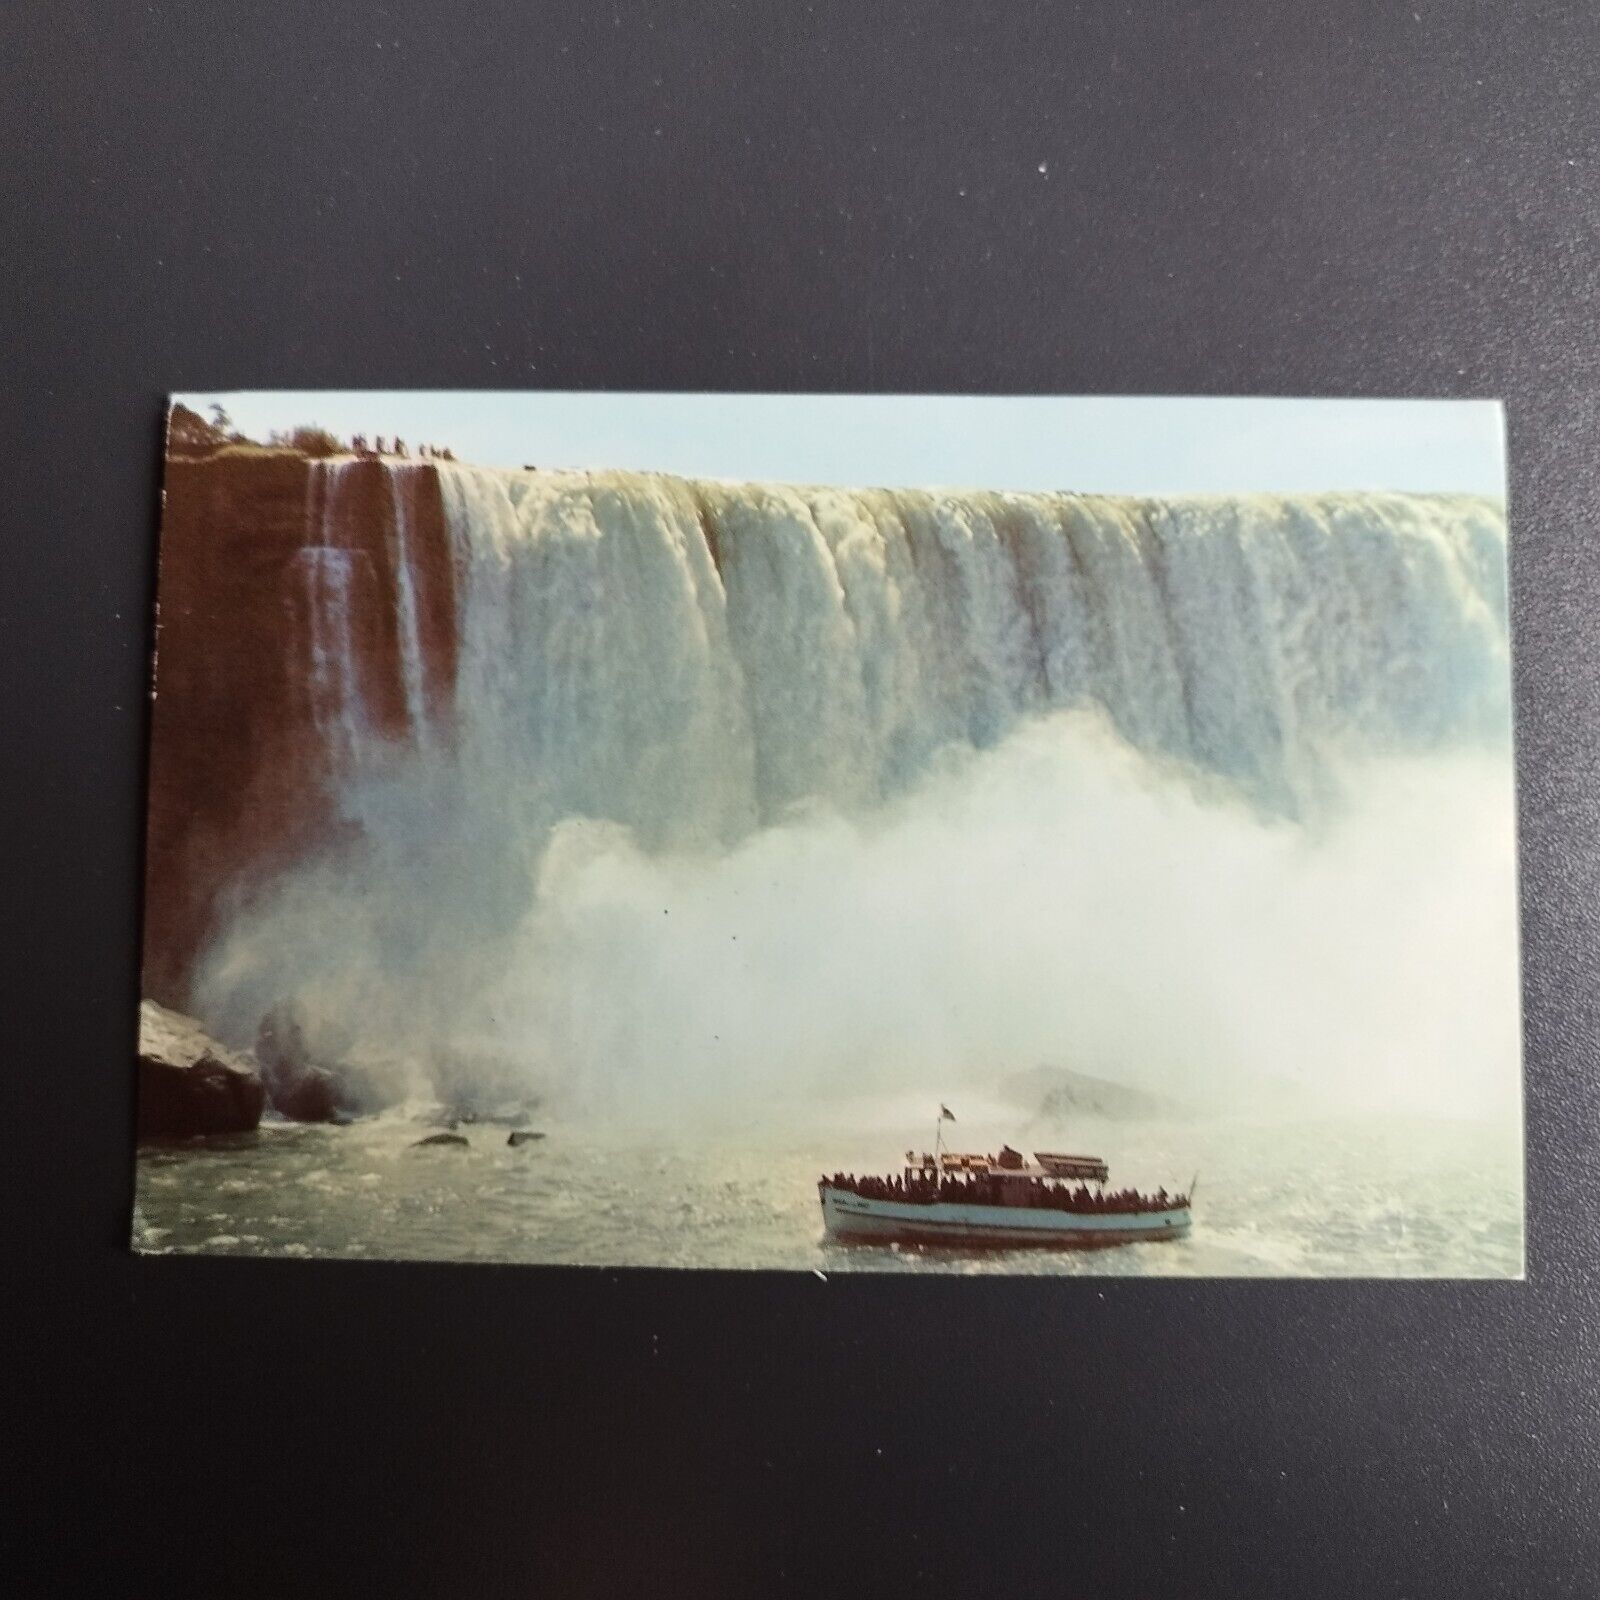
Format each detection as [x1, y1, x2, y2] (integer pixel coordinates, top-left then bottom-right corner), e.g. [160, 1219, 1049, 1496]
[939, 1104, 956, 1121]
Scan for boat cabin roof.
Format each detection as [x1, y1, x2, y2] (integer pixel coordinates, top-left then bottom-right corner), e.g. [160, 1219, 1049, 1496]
[903, 1149, 1111, 1182]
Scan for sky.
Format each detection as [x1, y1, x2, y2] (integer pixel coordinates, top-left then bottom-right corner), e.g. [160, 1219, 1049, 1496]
[181, 391, 1507, 498]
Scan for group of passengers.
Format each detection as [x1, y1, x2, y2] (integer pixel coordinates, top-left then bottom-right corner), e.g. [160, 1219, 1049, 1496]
[824, 1171, 1177, 1214]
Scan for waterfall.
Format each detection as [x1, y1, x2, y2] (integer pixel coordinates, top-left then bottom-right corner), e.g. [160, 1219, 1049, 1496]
[293, 548, 364, 771]
[387, 465, 431, 748]
[195, 460, 1515, 1115]
[293, 462, 366, 775]
[427, 466, 1509, 835]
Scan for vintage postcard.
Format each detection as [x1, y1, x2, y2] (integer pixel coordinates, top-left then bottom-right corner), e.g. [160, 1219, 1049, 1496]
[133, 393, 1522, 1275]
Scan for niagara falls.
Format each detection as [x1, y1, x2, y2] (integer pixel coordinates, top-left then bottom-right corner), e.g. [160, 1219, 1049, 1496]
[133, 400, 1523, 1276]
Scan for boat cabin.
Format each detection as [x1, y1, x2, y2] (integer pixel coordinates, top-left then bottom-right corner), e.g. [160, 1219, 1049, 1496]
[902, 1147, 1111, 1185]
[1036, 1151, 1112, 1184]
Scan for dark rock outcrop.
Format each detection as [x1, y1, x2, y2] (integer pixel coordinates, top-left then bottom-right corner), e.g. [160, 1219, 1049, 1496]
[137, 999, 265, 1139]
[412, 1132, 470, 1149]
[255, 1002, 392, 1123]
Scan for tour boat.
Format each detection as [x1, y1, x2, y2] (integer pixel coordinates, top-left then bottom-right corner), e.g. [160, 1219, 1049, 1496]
[819, 1121, 1193, 1250]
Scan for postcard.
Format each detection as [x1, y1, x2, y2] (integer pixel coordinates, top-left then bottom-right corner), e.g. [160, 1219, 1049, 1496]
[133, 393, 1522, 1275]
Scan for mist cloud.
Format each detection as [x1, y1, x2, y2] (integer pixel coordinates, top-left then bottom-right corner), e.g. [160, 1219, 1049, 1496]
[197, 708, 1521, 1127]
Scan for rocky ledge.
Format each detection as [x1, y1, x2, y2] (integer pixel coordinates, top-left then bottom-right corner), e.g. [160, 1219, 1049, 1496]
[137, 999, 265, 1139]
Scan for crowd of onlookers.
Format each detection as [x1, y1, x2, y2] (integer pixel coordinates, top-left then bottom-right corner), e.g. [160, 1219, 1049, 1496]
[349, 435, 455, 460]
[165, 404, 465, 463]
[822, 1170, 1179, 1214]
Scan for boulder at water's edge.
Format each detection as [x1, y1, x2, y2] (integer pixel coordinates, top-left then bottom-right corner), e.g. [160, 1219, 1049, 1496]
[137, 999, 265, 1139]
[255, 1001, 391, 1123]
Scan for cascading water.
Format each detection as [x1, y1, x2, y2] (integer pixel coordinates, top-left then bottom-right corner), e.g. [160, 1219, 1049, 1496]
[387, 464, 432, 749]
[431, 467, 1509, 828]
[196, 463, 1516, 1121]
[293, 462, 366, 775]
[293, 546, 364, 773]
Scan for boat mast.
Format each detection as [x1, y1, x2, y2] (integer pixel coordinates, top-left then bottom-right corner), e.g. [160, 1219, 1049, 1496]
[934, 1103, 954, 1175]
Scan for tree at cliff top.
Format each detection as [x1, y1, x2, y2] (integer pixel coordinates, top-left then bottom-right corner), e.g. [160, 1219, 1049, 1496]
[167, 401, 231, 457]
[266, 424, 345, 457]
[168, 403, 351, 460]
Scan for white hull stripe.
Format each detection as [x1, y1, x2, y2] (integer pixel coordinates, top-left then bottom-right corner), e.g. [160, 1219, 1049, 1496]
[820, 1186, 1190, 1246]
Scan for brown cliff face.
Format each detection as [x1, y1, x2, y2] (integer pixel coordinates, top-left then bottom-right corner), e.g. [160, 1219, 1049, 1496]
[142, 451, 459, 1005]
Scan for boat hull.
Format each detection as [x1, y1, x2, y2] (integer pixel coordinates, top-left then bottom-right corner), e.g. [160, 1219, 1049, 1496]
[819, 1184, 1191, 1250]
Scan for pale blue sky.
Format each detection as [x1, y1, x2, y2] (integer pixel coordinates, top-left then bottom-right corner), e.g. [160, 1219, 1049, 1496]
[182, 392, 1507, 498]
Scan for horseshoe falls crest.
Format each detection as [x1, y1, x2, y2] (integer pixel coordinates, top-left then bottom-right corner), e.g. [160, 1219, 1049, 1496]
[432, 471, 1507, 829]
[196, 466, 1516, 1123]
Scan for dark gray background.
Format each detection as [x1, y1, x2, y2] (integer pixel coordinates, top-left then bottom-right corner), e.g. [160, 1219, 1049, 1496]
[4, 2, 1598, 1594]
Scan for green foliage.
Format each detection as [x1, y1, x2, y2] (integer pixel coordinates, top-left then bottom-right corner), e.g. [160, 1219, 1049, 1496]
[167, 402, 228, 457]
[289, 425, 345, 458]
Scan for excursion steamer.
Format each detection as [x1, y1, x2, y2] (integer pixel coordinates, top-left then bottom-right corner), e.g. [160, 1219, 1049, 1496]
[819, 1118, 1193, 1251]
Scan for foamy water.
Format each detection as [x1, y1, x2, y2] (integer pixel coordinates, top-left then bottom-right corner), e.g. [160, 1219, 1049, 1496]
[133, 1112, 1522, 1277]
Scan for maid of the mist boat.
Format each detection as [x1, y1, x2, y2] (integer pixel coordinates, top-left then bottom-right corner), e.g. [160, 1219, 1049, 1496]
[819, 1106, 1194, 1250]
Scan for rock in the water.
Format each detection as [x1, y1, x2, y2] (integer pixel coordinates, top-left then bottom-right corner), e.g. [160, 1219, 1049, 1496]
[507, 1130, 546, 1147]
[412, 1132, 470, 1149]
[137, 1000, 264, 1139]
[256, 1001, 392, 1123]
[270, 1064, 343, 1123]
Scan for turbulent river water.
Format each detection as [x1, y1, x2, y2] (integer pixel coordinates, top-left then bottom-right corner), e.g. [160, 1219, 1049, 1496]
[134, 1109, 1522, 1277]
